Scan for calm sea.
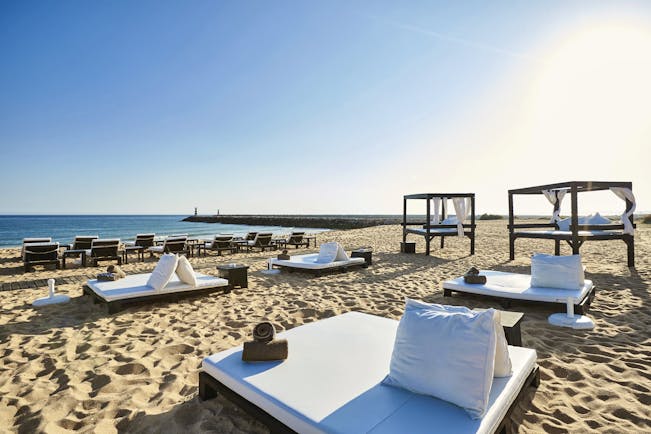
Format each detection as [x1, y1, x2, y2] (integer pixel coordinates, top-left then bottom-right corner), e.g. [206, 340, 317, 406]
[0, 215, 328, 247]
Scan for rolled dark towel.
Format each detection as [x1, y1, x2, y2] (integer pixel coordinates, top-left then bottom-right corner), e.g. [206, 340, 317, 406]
[464, 275, 487, 284]
[242, 339, 288, 362]
[277, 249, 290, 260]
[253, 322, 276, 343]
[97, 272, 117, 281]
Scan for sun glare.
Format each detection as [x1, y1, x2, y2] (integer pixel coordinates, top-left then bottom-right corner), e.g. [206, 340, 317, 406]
[527, 24, 651, 156]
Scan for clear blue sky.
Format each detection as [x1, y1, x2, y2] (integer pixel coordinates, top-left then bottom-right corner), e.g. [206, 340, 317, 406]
[1, 1, 650, 215]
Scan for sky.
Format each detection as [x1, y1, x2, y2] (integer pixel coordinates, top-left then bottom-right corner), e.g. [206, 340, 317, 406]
[1, 1, 650, 216]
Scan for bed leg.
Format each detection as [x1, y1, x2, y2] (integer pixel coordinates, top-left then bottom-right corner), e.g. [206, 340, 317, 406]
[199, 372, 218, 401]
[509, 235, 515, 261]
[625, 237, 634, 267]
[470, 234, 475, 255]
[425, 238, 430, 256]
[440, 237, 444, 249]
[554, 240, 560, 256]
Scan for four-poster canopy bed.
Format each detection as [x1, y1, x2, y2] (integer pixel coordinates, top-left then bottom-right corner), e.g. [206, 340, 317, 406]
[508, 181, 636, 267]
[402, 193, 476, 256]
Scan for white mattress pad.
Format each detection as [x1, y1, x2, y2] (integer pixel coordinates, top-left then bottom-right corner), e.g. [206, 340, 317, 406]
[442, 270, 593, 303]
[202, 312, 537, 434]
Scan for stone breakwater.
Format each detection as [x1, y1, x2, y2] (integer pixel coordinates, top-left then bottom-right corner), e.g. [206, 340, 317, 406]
[183, 215, 402, 230]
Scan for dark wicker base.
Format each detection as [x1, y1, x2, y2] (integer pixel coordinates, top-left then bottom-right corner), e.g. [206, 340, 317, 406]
[199, 366, 540, 434]
[83, 284, 232, 314]
[443, 285, 596, 315]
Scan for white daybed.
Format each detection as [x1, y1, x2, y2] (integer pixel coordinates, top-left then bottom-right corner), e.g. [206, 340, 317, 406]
[442, 270, 595, 314]
[200, 312, 539, 434]
[85, 272, 230, 313]
[269, 242, 366, 275]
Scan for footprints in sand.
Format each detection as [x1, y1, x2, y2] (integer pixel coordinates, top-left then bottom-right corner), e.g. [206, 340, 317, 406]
[114, 363, 148, 376]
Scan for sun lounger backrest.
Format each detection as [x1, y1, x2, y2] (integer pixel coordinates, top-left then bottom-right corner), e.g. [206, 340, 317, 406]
[214, 236, 233, 248]
[253, 233, 273, 246]
[22, 238, 53, 258]
[90, 239, 121, 258]
[134, 234, 155, 248]
[246, 232, 257, 241]
[164, 238, 187, 253]
[288, 232, 305, 243]
[24, 242, 60, 261]
[73, 236, 99, 250]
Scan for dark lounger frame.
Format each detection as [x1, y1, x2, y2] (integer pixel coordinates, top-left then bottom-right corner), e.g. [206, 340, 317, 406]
[83, 283, 231, 314]
[199, 366, 540, 434]
[443, 284, 597, 315]
[402, 193, 476, 256]
[508, 181, 635, 267]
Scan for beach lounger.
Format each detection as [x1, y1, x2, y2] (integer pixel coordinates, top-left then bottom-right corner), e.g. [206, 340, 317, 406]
[23, 242, 60, 272]
[200, 312, 539, 434]
[87, 238, 122, 266]
[84, 271, 230, 313]
[21, 237, 52, 259]
[442, 270, 596, 314]
[275, 232, 309, 249]
[269, 242, 366, 276]
[241, 233, 276, 252]
[124, 233, 156, 249]
[148, 236, 189, 257]
[200, 235, 237, 256]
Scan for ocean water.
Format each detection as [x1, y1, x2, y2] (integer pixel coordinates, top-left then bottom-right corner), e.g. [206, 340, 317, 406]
[0, 215, 328, 247]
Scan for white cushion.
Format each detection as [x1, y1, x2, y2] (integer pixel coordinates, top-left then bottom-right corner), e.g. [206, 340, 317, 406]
[146, 253, 179, 291]
[383, 299, 497, 419]
[175, 255, 197, 286]
[405, 300, 511, 378]
[441, 216, 459, 225]
[586, 212, 611, 225]
[316, 242, 339, 263]
[530, 253, 585, 290]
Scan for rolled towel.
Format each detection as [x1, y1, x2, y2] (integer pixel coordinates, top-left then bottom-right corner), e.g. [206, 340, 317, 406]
[464, 267, 486, 284]
[97, 273, 118, 281]
[253, 322, 276, 343]
[277, 250, 290, 260]
[242, 339, 288, 362]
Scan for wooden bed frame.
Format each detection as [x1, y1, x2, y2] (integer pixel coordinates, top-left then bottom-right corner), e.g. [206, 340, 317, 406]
[198, 366, 540, 434]
[402, 193, 476, 256]
[271, 261, 368, 277]
[508, 181, 635, 267]
[83, 283, 231, 314]
[443, 285, 597, 315]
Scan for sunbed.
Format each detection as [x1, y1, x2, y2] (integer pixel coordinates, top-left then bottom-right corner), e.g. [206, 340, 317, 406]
[442, 270, 596, 314]
[84, 272, 230, 313]
[23, 242, 60, 272]
[148, 235, 189, 257]
[200, 312, 539, 434]
[269, 242, 366, 275]
[240, 232, 276, 252]
[199, 235, 237, 256]
[276, 232, 309, 249]
[87, 238, 122, 266]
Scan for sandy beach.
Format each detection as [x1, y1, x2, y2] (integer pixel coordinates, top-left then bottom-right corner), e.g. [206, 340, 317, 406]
[1, 220, 650, 433]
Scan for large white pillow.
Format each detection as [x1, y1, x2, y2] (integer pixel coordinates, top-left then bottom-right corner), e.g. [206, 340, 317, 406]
[383, 299, 497, 419]
[556, 217, 571, 231]
[175, 255, 197, 286]
[530, 253, 584, 290]
[315, 242, 339, 263]
[146, 253, 179, 291]
[405, 299, 511, 378]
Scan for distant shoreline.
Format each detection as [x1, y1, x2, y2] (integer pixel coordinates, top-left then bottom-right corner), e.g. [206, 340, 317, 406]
[183, 215, 403, 230]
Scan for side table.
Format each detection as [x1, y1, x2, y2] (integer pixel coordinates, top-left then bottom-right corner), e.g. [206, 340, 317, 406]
[217, 264, 249, 289]
[62, 249, 87, 269]
[123, 246, 145, 264]
[351, 248, 373, 266]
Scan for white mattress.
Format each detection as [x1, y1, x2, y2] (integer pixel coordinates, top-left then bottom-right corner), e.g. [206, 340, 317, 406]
[86, 273, 228, 302]
[517, 230, 618, 236]
[443, 270, 593, 303]
[270, 253, 365, 270]
[409, 227, 458, 235]
[202, 312, 537, 434]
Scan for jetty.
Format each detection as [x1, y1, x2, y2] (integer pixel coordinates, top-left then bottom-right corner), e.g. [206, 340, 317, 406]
[182, 215, 401, 230]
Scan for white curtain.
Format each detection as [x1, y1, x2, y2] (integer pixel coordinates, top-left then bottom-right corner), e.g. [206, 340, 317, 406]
[431, 197, 441, 225]
[542, 189, 567, 223]
[452, 197, 470, 236]
[610, 187, 636, 235]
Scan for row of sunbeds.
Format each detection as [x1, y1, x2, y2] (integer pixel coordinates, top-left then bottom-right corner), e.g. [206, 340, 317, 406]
[20, 231, 315, 272]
